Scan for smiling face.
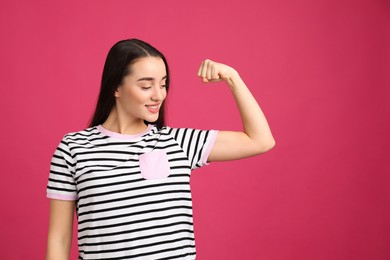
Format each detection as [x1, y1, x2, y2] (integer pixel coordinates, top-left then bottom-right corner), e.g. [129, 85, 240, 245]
[114, 56, 167, 125]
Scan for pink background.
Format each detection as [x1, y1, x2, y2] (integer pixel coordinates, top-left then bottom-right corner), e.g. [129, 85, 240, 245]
[1, 0, 389, 259]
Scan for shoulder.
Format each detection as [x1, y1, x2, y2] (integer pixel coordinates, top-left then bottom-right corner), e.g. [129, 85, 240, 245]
[145, 126, 195, 142]
[64, 126, 98, 136]
[149, 125, 175, 135]
[157, 125, 216, 143]
[151, 125, 191, 136]
[61, 126, 102, 145]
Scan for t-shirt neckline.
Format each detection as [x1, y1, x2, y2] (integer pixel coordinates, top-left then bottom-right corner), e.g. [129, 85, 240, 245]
[96, 124, 154, 140]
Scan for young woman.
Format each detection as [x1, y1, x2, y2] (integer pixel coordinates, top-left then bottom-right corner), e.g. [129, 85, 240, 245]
[46, 39, 275, 260]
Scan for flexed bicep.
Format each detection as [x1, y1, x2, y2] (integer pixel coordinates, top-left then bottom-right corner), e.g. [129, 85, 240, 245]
[197, 59, 275, 162]
[208, 130, 274, 162]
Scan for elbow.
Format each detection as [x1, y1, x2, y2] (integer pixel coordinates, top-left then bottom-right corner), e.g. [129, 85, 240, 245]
[269, 139, 276, 150]
[256, 138, 276, 154]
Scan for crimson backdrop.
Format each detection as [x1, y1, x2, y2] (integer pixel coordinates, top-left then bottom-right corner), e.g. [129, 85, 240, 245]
[0, 0, 389, 259]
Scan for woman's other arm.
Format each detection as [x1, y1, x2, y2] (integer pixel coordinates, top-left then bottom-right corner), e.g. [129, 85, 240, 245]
[198, 59, 275, 161]
[46, 199, 75, 260]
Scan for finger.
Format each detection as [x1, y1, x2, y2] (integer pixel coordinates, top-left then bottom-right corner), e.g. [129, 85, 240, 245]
[200, 60, 208, 79]
[211, 65, 219, 80]
[197, 60, 205, 77]
[206, 61, 212, 80]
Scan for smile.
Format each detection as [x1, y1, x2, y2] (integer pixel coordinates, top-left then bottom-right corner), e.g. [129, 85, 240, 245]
[146, 104, 160, 113]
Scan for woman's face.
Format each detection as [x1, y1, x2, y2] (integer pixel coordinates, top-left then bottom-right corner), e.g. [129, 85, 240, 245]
[115, 56, 167, 124]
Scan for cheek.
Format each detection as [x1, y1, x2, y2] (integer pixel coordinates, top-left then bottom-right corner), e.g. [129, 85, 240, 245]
[124, 89, 147, 104]
[162, 89, 168, 100]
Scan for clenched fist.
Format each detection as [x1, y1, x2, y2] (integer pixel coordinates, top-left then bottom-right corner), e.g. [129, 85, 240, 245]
[197, 59, 238, 83]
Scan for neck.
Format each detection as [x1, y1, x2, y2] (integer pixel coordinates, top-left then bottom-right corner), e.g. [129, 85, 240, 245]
[102, 106, 147, 135]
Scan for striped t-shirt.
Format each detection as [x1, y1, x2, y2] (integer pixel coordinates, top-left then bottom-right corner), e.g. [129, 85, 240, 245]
[47, 124, 218, 260]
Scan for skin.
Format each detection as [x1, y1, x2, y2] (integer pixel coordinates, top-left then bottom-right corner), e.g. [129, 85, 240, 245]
[198, 59, 275, 161]
[46, 200, 75, 260]
[102, 57, 167, 134]
[46, 57, 275, 259]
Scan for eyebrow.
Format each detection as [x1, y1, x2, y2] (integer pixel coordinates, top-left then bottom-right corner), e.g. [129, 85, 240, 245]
[137, 76, 167, 82]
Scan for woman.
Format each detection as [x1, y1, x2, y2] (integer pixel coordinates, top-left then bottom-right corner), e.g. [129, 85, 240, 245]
[46, 39, 275, 260]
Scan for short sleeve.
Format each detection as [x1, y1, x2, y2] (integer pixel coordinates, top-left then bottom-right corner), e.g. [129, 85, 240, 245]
[46, 137, 77, 201]
[169, 128, 218, 170]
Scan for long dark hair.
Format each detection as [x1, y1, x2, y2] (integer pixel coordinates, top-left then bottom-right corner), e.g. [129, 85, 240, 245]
[89, 39, 170, 129]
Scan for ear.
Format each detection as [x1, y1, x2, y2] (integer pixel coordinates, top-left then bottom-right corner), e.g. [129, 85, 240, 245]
[114, 87, 120, 98]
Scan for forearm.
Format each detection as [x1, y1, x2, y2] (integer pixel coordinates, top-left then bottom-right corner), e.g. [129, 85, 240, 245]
[226, 72, 275, 150]
[46, 199, 75, 260]
[199, 59, 275, 160]
[46, 239, 71, 260]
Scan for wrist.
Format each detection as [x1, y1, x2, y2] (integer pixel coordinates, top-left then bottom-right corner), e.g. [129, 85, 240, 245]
[226, 71, 242, 89]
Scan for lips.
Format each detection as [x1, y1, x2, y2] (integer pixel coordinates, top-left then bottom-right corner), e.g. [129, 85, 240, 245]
[145, 104, 160, 113]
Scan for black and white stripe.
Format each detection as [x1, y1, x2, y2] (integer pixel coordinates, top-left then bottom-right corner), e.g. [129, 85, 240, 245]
[47, 125, 217, 259]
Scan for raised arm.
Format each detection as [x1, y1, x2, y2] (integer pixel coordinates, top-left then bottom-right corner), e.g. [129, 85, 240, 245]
[46, 199, 75, 260]
[197, 59, 275, 162]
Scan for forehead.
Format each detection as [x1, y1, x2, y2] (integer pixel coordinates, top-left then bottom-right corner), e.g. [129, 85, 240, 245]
[129, 57, 166, 78]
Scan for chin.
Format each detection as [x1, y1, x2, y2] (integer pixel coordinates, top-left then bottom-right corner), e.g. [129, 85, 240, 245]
[144, 115, 159, 123]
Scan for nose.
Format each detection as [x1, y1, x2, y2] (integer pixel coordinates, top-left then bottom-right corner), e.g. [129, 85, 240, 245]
[151, 86, 165, 101]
